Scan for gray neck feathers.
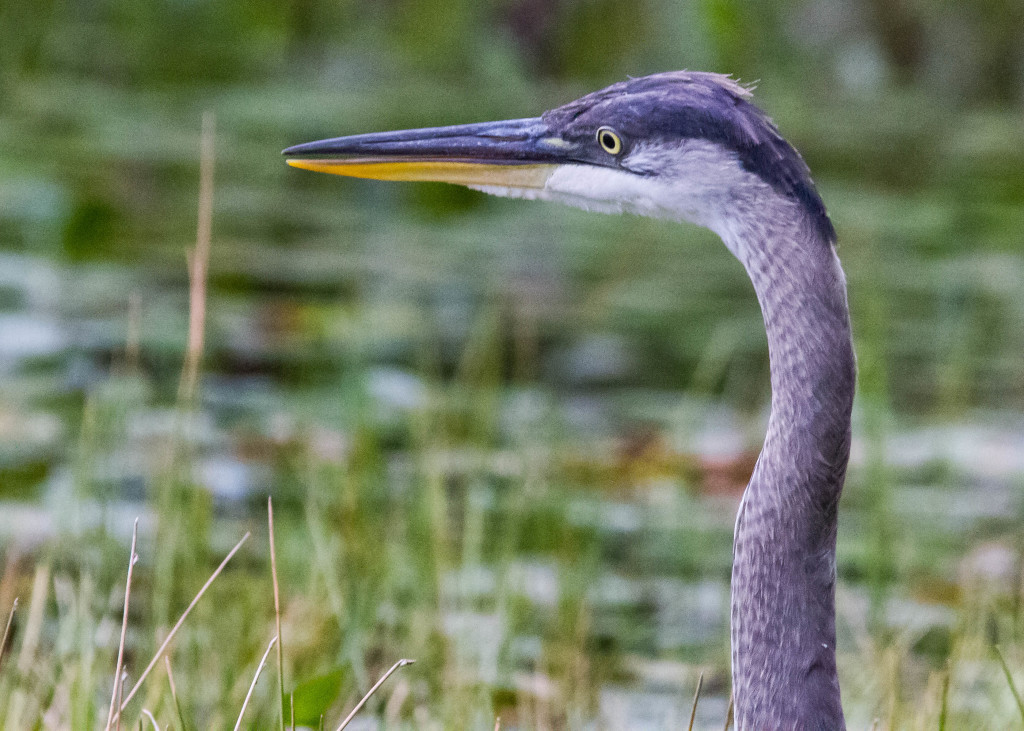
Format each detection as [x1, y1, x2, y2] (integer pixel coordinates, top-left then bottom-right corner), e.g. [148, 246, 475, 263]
[721, 190, 855, 730]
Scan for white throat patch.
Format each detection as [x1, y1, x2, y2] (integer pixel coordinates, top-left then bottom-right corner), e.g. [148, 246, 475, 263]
[470, 139, 795, 265]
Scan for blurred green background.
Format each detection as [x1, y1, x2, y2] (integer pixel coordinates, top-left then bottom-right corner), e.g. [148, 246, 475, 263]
[1, 0, 1024, 727]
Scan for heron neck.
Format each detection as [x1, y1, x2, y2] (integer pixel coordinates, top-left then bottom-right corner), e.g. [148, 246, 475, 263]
[723, 200, 855, 729]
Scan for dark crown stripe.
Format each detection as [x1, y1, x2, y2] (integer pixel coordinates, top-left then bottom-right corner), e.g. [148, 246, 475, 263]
[544, 72, 836, 244]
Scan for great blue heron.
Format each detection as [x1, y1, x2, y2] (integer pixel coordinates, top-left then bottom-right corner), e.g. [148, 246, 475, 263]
[284, 71, 855, 729]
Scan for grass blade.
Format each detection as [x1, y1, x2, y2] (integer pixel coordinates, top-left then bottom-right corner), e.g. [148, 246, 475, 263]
[269, 497, 286, 731]
[0, 597, 17, 667]
[334, 659, 414, 731]
[687, 672, 704, 731]
[234, 635, 278, 731]
[995, 644, 1024, 722]
[113, 532, 250, 722]
[106, 518, 140, 731]
[141, 709, 160, 731]
[165, 656, 188, 731]
[937, 662, 950, 731]
[179, 111, 215, 404]
[114, 669, 128, 731]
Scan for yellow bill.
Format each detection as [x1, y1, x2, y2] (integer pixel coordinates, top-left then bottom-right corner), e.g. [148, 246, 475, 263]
[285, 158, 555, 188]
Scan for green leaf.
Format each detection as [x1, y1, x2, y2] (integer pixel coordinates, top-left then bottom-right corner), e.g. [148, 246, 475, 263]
[284, 666, 349, 726]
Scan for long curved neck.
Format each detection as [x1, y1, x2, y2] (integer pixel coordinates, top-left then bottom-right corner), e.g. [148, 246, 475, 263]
[721, 198, 855, 729]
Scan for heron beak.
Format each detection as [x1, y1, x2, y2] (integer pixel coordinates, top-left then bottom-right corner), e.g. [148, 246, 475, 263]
[283, 118, 567, 190]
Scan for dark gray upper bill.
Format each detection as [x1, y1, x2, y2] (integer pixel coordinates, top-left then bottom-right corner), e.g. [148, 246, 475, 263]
[282, 117, 573, 163]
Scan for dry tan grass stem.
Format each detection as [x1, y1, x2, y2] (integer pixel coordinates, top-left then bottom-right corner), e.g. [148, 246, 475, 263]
[112, 531, 250, 722]
[687, 672, 704, 731]
[269, 496, 286, 731]
[0, 597, 17, 668]
[179, 111, 216, 403]
[234, 635, 279, 731]
[335, 658, 415, 731]
[105, 518, 139, 731]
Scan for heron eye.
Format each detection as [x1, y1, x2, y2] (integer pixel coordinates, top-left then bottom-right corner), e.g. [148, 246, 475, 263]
[596, 126, 623, 155]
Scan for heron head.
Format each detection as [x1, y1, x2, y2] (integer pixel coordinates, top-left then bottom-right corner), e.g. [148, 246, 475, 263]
[284, 71, 832, 243]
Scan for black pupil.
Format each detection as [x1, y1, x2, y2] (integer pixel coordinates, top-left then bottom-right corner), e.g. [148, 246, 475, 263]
[601, 131, 616, 150]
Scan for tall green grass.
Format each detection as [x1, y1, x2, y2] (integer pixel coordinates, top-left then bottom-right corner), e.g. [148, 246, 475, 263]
[1, 111, 1024, 731]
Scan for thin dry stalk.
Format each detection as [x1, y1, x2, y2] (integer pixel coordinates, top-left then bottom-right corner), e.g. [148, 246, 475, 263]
[335, 659, 415, 731]
[113, 532, 250, 721]
[494, 718, 500, 731]
[234, 635, 278, 731]
[164, 656, 179, 704]
[722, 691, 733, 731]
[0, 597, 17, 667]
[114, 670, 127, 731]
[179, 111, 216, 403]
[141, 709, 160, 731]
[687, 672, 704, 731]
[105, 518, 140, 731]
[269, 497, 286, 731]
